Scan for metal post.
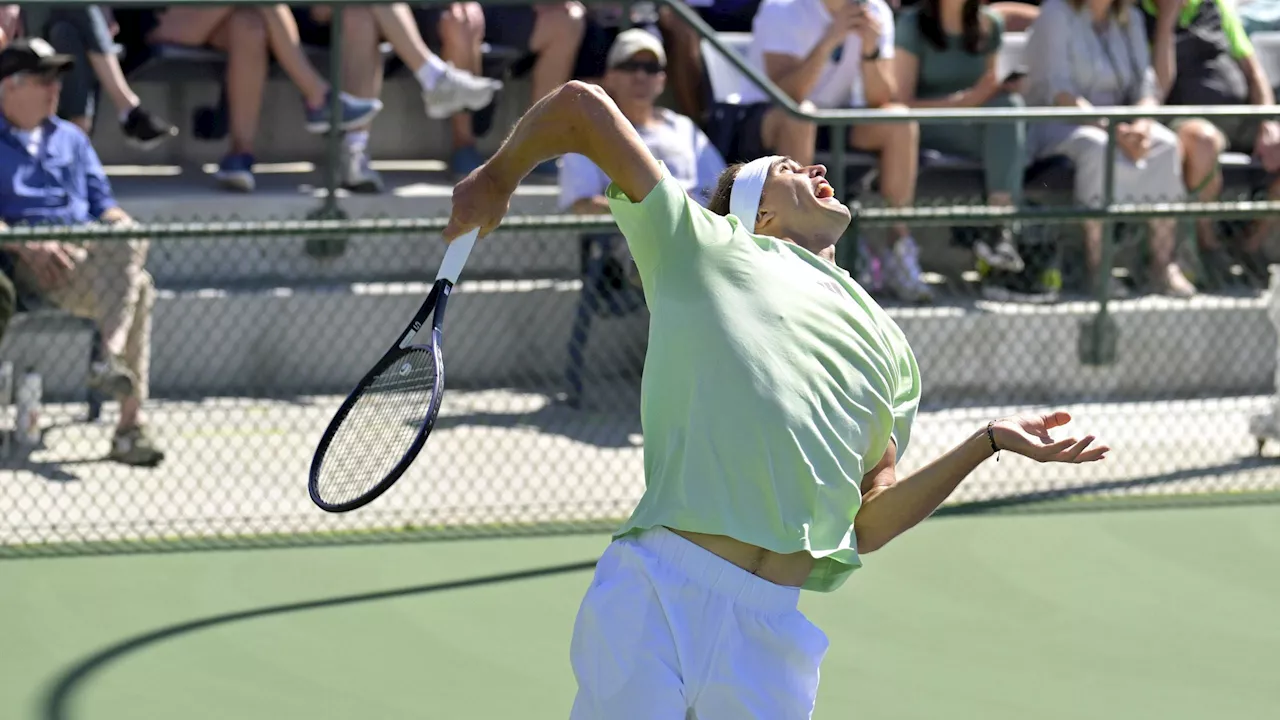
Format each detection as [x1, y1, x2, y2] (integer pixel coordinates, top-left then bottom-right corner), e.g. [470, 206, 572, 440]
[305, 5, 351, 259]
[1080, 119, 1120, 365]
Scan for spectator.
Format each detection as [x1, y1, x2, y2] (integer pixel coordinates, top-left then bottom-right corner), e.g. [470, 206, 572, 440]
[293, 3, 500, 192]
[559, 29, 726, 214]
[19, 5, 177, 148]
[658, 0, 762, 124]
[724, 0, 931, 303]
[894, 0, 1028, 287]
[1024, 0, 1196, 298]
[416, 3, 503, 179]
[1145, 0, 1280, 285]
[0, 39, 164, 466]
[140, 5, 383, 192]
[479, 2, 587, 176]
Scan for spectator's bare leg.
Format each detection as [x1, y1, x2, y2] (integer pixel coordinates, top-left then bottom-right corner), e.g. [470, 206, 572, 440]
[1177, 119, 1226, 249]
[253, 5, 329, 108]
[438, 3, 485, 151]
[146, 6, 238, 47]
[88, 52, 141, 116]
[657, 7, 703, 122]
[527, 3, 586, 105]
[368, 3, 440, 75]
[850, 107, 920, 243]
[207, 9, 270, 155]
[760, 106, 816, 166]
[1248, 176, 1280, 256]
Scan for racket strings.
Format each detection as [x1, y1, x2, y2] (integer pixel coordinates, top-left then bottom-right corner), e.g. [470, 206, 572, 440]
[315, 348, 438, 504]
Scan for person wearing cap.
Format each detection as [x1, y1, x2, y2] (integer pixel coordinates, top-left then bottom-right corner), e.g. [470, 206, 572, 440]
[445, 80, 1110, 718]
[0, 38, 165, 467]
[560, 29, 725, 214]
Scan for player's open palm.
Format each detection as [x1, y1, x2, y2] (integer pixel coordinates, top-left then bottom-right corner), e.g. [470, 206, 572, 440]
[445, 165, 511, 242]
[992, 411, 1109, 464]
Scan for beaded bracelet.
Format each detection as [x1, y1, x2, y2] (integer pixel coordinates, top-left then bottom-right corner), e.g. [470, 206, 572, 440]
[986, 420, 1001, 462]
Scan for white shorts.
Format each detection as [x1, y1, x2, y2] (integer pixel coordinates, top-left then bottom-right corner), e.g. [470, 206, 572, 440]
[568, 526, 830, 720]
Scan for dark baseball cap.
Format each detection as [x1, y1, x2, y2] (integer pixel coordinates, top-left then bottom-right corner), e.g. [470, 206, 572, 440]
[0, 38, 75, 82]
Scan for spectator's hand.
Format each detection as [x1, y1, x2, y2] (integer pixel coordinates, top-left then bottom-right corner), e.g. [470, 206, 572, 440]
[850, 5, 885, 50]
[15, 242, 81, 292]
[991, 411, 1109, 464]
[966, 72, 1002, 106]
[821, 2, 864, 50]
[1255, 120, 1280, 174]
[0, 4, 19, 46]
[1116, 121, 1152, 163]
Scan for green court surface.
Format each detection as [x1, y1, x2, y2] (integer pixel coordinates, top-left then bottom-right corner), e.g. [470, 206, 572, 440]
[2, 505, 1277, 720]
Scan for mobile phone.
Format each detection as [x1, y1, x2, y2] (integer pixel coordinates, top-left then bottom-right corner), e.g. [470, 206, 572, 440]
[1002, 70, 1027, 84]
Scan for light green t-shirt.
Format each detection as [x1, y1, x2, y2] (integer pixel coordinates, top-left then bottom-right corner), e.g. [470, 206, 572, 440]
[607, 167, 922, 593]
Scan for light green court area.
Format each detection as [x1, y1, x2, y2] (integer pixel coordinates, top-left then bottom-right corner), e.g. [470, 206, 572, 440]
[2, 505, 1277, 720]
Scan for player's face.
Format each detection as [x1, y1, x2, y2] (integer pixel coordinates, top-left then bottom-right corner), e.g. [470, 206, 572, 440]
[756, 159, 852, 241]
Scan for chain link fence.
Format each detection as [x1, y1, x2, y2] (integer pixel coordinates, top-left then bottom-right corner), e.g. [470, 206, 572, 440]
[4, 187, 1280, 557]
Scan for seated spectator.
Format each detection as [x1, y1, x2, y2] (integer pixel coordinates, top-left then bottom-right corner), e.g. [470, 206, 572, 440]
[559, 29, 726, 215]
[140, 5, 383, 192]
[722, 0, 930, 303]
[894, 0, 1029, 288]
[658, 0, 763, 124]
[1145, 0, 1280, 285]
[19, 5, 176, 148]
[1024, 0, 1196, 298]
[293, 3, 500, 192]
[0, 39, 163, 466]
[479, 2, 587, 176]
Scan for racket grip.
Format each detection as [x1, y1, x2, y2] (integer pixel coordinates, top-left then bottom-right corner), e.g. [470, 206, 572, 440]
[437, 229, 479, 284]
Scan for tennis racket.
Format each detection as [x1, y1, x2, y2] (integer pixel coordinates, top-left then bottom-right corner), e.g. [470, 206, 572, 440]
[308, 229, 479, 513]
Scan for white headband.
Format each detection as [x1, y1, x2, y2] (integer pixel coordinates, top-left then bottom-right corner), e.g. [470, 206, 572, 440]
[729, 155, 783, 233]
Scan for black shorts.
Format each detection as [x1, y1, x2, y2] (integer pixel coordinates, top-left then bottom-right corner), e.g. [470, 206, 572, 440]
[291, 6, 334, 48]
[705, 102, 770, 164]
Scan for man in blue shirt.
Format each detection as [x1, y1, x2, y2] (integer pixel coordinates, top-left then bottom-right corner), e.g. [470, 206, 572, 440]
[0, 38, 164, 467]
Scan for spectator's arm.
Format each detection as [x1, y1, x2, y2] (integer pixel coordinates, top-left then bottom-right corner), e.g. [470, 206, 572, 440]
[1128, 8, 1162, 109]
[0, 5, 20, 47]
[100, 206, 133, 225]
[558, 152, 612, 214]
[859, 1, 898, 108]
[1218, 0, 1275, 106]
[1149, 3, 1179, 100]
[77, 134, 120, 219]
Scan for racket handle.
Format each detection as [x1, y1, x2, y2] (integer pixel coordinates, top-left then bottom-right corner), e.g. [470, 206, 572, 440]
[437, 229, 479, 284]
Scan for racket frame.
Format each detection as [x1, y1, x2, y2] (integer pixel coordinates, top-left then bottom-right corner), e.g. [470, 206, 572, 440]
[308, 278, 456, 513]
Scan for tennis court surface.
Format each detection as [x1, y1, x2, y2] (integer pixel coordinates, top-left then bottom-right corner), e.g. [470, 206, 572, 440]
[3, 503, 1277, 720]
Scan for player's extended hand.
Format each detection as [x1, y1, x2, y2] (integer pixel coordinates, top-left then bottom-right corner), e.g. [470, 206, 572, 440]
[990, 411, 1109, 464]
[444, 164, 511, 242]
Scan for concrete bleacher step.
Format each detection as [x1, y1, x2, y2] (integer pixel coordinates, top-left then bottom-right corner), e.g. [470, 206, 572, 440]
[3, 282, 1272, 407]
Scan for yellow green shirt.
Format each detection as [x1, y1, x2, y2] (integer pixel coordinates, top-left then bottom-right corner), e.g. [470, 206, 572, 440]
[608, 167, 922, 593]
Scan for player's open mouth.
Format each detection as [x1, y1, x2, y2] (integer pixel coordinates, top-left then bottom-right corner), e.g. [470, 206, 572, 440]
[815, 182, 835, 200]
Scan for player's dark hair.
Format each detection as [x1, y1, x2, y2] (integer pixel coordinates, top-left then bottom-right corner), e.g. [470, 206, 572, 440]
[708, 163, 744, 217]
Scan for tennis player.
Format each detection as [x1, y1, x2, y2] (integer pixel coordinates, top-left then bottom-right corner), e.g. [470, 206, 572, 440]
[445, 81, 1109, 719]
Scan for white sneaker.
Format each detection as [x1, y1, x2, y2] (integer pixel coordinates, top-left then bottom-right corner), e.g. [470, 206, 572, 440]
[882, 236, 934, 303]
[340, 144, 384, 194]
[423, 64, 502, 120]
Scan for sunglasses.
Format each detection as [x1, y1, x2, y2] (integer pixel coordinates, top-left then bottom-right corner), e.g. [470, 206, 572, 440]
[612, 60, 664, 75]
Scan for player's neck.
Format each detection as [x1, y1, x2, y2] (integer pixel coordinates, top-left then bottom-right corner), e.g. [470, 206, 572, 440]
[788, 236, 838, 263]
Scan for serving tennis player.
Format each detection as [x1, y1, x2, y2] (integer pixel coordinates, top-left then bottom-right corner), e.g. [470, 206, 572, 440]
[445, 81, 1109, 719]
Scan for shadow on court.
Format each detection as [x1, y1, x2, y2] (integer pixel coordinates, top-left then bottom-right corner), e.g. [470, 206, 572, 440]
[942, 454, 1280, 515]
[39, 559, 599, 720]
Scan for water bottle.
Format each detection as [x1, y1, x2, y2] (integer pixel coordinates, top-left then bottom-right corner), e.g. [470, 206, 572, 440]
[15, 366, 42, 448]
[0, 361, 12, 457]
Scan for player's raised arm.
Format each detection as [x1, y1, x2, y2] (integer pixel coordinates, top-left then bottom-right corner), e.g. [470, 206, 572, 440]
[445, 81, 663, 241]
